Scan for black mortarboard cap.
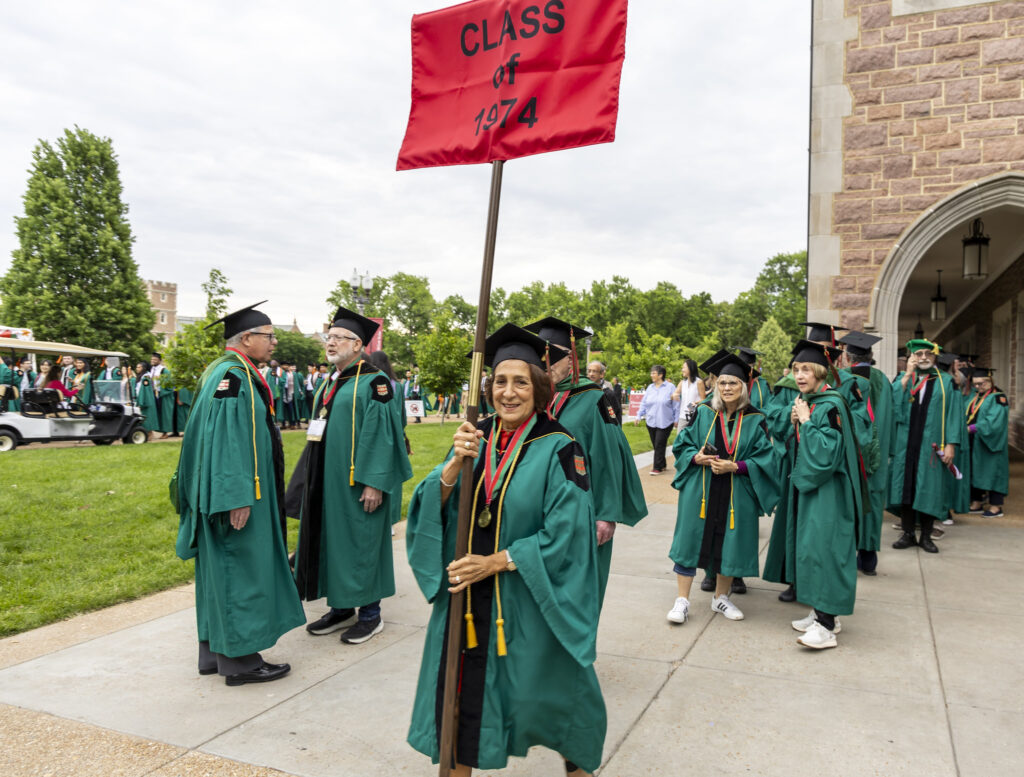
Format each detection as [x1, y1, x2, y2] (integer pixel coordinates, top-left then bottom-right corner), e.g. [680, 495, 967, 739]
[330, 305, 380, 345]
[972, 366, 995, 378]
[961, 353, 979, 363]
[714, 354, 753, 382]
[471, 324, 568, 370]
[791, 339, 841, 368]
[838, 331, 882, 358]
[936, 352, 959, 371]
[206, 301, 273, 340]
[698, 349, 731, 375]
[523, 317, 592, 350]
[735, 347, 762, 366]
[801, 321, 847, 344]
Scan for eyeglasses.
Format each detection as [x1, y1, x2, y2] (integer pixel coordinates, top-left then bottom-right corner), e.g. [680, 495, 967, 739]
[325, 334, 360, 343]
[248, 331, 277, 341]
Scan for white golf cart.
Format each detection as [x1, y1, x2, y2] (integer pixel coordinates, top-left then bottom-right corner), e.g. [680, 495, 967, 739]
[0, 337, 147, 452]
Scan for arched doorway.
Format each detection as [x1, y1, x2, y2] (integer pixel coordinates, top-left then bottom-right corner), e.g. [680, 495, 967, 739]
[868, 173, 1024, 376]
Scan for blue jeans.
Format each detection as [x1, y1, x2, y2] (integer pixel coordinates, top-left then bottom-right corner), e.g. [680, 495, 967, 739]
[358, 600, 381, 622]
[672, 563, 696, 577]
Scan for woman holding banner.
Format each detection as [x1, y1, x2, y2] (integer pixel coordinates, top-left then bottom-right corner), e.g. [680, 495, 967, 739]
[405, 325, 605, 776]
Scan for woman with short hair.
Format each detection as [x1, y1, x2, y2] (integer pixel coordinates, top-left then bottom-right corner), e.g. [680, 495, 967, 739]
[406, 324, 605, 776]
[635, 364, 678, 475]
[667, 354, 778, 625]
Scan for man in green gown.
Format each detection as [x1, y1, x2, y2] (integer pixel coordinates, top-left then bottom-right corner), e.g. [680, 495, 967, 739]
[136, 366, 160, 436]
[889, 339, 962, 554]
[937, 352, 971, 520]
[173, 302, 305, 686]
[525, 317, 648, 606]
[966, 368, 1009, 517]
[295, 306, 412, 645]
[839, 332, 894, 575]
[149, 353, 175, 435]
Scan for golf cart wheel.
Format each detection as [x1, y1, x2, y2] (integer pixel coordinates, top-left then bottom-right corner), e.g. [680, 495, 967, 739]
[93, 439, 114, 446]
[127, 427, 148, 445]
[0, 430, 17, 452]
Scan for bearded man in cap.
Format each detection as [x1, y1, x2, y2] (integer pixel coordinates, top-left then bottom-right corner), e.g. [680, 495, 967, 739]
[525, 317, 647, 606]
[295, 306, 413, 645]
[889, 339, 961, 554]
[173, 302, 305, 686]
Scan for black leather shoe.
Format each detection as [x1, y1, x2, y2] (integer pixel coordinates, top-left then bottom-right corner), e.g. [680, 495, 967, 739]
[778, 585, 796, 602]
[225, 661, 291, 687]
[730, 577, 747, 595]
[918, 536, 939, 553]
[700, 574, 715, 592]
[892, 532, 917, 550]
[198, 667, 217, 676]
[861, 568, 878, 576]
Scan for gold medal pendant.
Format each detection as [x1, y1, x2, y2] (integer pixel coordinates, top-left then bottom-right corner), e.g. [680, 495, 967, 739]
[319, 407, 328, 419]
[477, 507, 492, 528]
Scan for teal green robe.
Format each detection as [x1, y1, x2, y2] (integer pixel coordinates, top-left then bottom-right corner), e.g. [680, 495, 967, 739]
[786, 391, 863, 615]
[549, 378, 647, 604]
[749, 376, 771, 411]
[136, 375, 160, 432]
[294, 360, 412, 607]
[888, 370, 963, 520]
[72, 372, 94, 405]
[0, 362, 15, 410]
[152, 367, 175, 432]
[762, 374, 799, 584]
[405, 415, 605, 772]
[851, 365, 895, 550]
[9, 369, 35, 411]
[175, 387, 193, 432]
[950, 386, 973, 513]
[670, 404, 779, 577]
[968, 389, 1009, 495]
[173, 352, 305, 657]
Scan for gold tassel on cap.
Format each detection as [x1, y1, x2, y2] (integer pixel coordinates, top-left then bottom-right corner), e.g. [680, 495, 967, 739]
[464, 612, 478, 649]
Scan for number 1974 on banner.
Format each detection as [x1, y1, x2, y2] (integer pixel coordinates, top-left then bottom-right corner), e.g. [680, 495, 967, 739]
[473, 96, 538, 136]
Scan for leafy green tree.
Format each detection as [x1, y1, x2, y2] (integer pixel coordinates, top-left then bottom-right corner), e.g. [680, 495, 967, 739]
[720, 251, 807, 347]
[413, 312, 472, 423]
[0, 126, 156, 361]
[165, 269, 232, 393]
[752, 315, 793, 386]
[439, 293, 477, 332]
[273, 328, 323, 368]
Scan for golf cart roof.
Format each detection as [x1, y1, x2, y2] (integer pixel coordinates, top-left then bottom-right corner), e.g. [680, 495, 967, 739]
[0, 337, 130, 358]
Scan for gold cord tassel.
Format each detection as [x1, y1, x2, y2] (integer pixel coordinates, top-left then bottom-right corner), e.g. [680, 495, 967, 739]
[254, 475, 261, 500]
[464, 612, 478, 649]
[495, 618, 507, 656]
[700, 498, 706, 519]
[349, 465, 355, 487]
[730, 507, 735, 531]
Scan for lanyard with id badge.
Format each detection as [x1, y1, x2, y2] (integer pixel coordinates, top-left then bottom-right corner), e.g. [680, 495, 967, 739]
[307, 377, 338, 442]
[309, 362, 364, 486]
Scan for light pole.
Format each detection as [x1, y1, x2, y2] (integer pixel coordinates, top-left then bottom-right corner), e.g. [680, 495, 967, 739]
[349, 269, 373, 315]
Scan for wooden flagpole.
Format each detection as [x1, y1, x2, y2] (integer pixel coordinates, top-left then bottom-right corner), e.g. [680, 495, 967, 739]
[437, 159, 504, 777]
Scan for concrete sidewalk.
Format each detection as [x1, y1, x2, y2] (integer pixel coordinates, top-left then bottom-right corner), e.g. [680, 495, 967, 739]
[2, 450, 1022, 777]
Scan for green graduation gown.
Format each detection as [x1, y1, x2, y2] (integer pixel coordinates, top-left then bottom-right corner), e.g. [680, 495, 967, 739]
[173, 351, 305, 657]
[405, 414, 606, 772]
[949, 386, 973, 513]
[849, 364, 895, 550]
[762, 374, 800, 584]
[136, 375, 160, 433]
[0, 362, 15, 411]
[888, 369, 963, 521]
[72, 372, 93, 405]
[174, 387, 193, 433]
[548, 377, 647, 604]
[749, 375, 772, 412]
[152, 366, 175, 432]
[294, 359, 412, 607]
[786, 391, 863, 616]
[968, 389, 1010, 495]
[670, 404, 779, 578]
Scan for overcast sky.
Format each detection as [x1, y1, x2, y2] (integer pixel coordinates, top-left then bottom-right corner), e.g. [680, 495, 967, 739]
[0, 1, 811, 333]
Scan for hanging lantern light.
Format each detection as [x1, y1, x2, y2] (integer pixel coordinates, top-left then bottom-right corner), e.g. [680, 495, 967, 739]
[914, 319, 925, 339]
[930, 269, 947, 321]
[962, 218, 989, 280]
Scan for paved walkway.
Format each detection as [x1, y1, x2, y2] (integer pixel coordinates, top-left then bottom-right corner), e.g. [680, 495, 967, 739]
[2, 451, 1022, 777]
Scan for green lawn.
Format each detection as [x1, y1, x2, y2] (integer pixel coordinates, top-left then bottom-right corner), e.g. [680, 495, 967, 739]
[0, 419, 655, 637]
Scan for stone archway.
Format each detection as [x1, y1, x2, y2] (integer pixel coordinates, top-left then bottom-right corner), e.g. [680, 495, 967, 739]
[868, 172, 1024, 376]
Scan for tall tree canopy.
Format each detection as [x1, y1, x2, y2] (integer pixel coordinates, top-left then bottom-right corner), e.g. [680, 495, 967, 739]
[165, 268, 232, 393]
[0, 127, 155, 361]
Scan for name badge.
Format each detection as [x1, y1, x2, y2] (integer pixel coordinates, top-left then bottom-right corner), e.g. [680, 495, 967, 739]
[306, 418, 327, 441]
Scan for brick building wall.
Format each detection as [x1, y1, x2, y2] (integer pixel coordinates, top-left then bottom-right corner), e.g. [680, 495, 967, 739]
[809, 0, 1024, 332]
[145, 280, 177, 342]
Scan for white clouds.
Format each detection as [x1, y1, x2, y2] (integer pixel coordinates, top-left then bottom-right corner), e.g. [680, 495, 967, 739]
[0, 1, 809, 332]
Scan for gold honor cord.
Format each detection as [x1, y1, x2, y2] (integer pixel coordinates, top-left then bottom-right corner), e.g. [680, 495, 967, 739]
[235, 360, 261, 501]
[699, 415, 716, 520]
[939, 371, 947, 449]
[350, 361, 364, 487]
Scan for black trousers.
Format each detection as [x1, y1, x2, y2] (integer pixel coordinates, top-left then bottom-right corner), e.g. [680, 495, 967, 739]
[900, 507, 935, 539]
[971, 487, 1005, 506]
[198, 641, 261, 676]
[647, 424, 672, 471]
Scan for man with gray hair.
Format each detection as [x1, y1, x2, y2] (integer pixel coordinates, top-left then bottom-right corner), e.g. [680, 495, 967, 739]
[172, 301, 305, 686]
[587, 360, 621, 424]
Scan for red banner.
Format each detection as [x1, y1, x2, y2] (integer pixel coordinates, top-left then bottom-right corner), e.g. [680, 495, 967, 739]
[397, 0, 627, 170]
[366, 317, 385, 353]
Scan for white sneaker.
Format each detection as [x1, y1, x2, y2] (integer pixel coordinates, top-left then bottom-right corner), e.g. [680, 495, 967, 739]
[666, 597, 689, 624]
[711, 594, 744, 621]
[792, 608, 841, 634]
[797, 620, 838, 649]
